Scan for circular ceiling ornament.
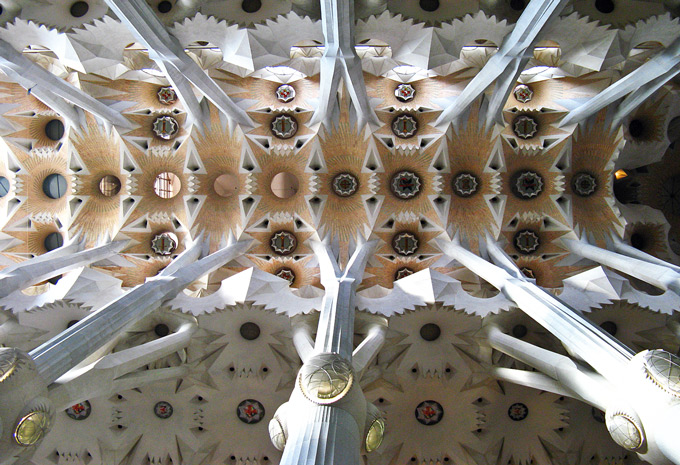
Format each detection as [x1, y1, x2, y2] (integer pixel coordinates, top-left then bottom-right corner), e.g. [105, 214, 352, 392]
[151, 232, 178, 256]
[14, 411, 51, 446]
[299, 353, 354, 404]
[391, 171, 422, 199]
[271, 114, 298, 139]
[154, 324, 170, 337]
[154, 172, 182, 199]
[275, 84, 296, 103]
[513, 84, 533, 103]
[606, 411, 644, 450]
[214, 173, 239, 197]
[366, 418, 385, 452]
[392, 232, 419, 256]
[153, 401, 174, 419]
[513, 115, 538, 139]
[415, 400, 444, 425]
[514, 230, 540, 254]
[392, 114, 418, 138]
[332, 173, 359, 197]
[65, 401, 91, 421]
[237, 399, 266, 424]
[452, 172, 479, 197]
[395, 267, 414, 280]
[395, 83, 416, 102]
[45, 119, 65, 141]
[507, 402, 529, 421]
[419, 323, 441, 341]
[275, 267, 296, 285]
[70, 1, 89, 18]
[44, 232, 64, 252]
[513, 171, 544, 199]
[270, 231, 297, 255]
[157, 86, 177, 105]
[43, 173, 68, 199]
[99, 175, 121, 197]
[641, 349, 680, 398]
[152, 116, 179, 140]
[572, 172, 598, 197]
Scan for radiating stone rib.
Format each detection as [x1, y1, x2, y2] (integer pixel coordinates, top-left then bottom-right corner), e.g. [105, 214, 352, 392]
[104, 0, 254, 128]
[559, 36, 680, 127]
[0, 39, 132, 129]
[436, 235, 633, 381]
[310, 0, 377, 129]
[29, 238, 251, 384]
[0, 240, 128, 299]
[435, 0, 569, 128]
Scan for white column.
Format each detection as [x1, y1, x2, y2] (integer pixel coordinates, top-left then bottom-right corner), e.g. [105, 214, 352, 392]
[104, 0, 254, 129]
[559, 36, 680, 127]
[0, 240, 128, 298]
[29, 238, 251, 384]
[309, 0, 378, 129]
[0, 40, 132, 129]
[435, 0, 569, 128]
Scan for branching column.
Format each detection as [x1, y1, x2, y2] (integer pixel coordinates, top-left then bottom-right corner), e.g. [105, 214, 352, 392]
[271, 241, 387, 465]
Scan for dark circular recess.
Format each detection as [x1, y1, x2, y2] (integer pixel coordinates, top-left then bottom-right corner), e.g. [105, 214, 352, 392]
[240, 322, 261, 340]
[242, 0, 262, 13]
[511, 170, 544, 200]
[69, 1, 89, 17]
[43, 173, 68, 199]
[45, 119, 65, 141]
[508, 402, 528, 421]
[600, 320, 618, 336]
[628, 119, 645, 138]
[630, 232, 646, 250]
[44, 232, 64, 251]
[157, 0, 173, 13]
[0, 176, 9, 197]
[415, 400, 444, 425]
[154, 323, 170, 337]
[0, 6, 3, 15]
[420, 323, 441, 341]
[67, 319, 79, 328]
[512, 324, 528, 339]
[571, 172, 598, 197]
[510, 0, 526, 10]
[595, 0, 615, 13]
[419, 0, 440, 11]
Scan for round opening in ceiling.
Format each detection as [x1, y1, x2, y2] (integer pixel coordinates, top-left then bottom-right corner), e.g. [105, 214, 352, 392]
[419, 323, 441, 341]
[44, 232, 64, 251]
[241, 0, 262, 13]
[157, 0, 173, 13]
[214, 173, 239, 197]
[153, 172, 181, 199]
[67, 319, 79, 328]
[99, 175, 121, 197]
[512, 324, 528, 338]
[154, 323, 170, 337]
[630, 232, 646, 250]
[628, 119, 645, 139]
[69, 1, 89, 17]
[510, 0, 525, 10]
[419, 0, 440, 12]
[270, 172, 299, 199]
[43, 173, 68, 199]
[595, 0, 615, 13]
[0, 176, 9, 197]
[600, 320, 617, 336]
[240, 322, 261, 340]
[45, 119, 65, 141]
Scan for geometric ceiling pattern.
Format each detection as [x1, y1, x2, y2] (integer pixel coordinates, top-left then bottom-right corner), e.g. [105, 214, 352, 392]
[0, 0, 679, 464]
